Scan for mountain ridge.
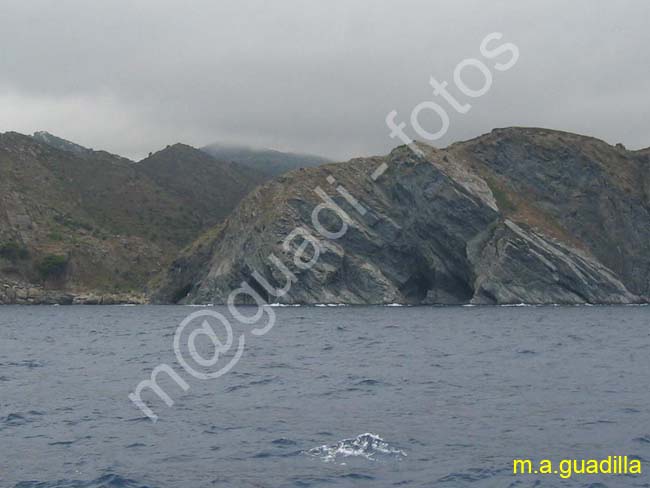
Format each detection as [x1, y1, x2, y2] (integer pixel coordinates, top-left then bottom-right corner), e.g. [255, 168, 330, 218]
[153, 127, 650, 305]
[2, 127, 648, 305]
[0, 132, 261, 304]
[201, 142, 331, 177]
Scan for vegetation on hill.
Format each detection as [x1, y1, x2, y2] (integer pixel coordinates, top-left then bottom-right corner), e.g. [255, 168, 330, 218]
[2, 127, 649, 305]
[0, 132, 263, 301]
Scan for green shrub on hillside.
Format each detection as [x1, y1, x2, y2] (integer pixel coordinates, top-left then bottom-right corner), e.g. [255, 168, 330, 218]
[37, 254, 68, 279]
[0, 241, 29, 261]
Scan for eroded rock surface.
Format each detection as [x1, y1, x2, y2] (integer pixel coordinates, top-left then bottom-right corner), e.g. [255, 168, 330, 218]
[154, 128, 648, 305]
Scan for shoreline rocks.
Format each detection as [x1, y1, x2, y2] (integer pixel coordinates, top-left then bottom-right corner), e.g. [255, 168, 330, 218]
[0, 280, 146, 305]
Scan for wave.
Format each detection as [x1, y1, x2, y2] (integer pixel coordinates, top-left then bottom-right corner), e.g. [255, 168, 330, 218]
[1, 410, 45, 429]
[2, 413, 27, 427]
[4, 360, 44, 368]
[14, 473, 153, 488]
[306, 433, 406, 462]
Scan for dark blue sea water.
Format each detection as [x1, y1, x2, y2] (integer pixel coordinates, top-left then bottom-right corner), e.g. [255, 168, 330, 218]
[1, 305, 649, 487]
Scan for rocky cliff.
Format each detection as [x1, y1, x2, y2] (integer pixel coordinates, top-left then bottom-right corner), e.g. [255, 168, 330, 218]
[154, 128, 649, 305]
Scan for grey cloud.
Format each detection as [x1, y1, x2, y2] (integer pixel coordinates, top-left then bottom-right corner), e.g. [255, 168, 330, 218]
[0, 0, 648, 160]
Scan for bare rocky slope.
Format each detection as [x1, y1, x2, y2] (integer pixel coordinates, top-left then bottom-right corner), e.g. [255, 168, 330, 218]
[0, 132, 262, 304]
[154, 127, 650, 305]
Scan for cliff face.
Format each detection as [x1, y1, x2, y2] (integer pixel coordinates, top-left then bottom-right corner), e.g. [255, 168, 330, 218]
[154, 128, 648, 305]
[3, 127, 648, 305]
[0, 132, 261, 303]
[452, 128, 650, 298]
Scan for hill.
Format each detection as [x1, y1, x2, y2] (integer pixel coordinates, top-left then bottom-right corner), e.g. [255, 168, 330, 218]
[154, 127, 650, 305]
[201, 142, 330, 177]
[0, 133, 261, 303]
[136, 144, 265, 242]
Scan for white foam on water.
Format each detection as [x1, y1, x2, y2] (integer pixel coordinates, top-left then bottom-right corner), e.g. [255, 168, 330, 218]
[306, 433, 406, 463]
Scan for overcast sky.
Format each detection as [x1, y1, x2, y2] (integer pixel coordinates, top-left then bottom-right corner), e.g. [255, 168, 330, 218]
[0, 0, 648, 161]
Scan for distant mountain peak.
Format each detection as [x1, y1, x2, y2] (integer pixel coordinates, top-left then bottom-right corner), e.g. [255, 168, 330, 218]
[162, 142, 201, 153]
[201, 142, 330, 177]
[31, 131, 133, 163]
[142, 142, 224, 165]
[32, 131, 93, 157]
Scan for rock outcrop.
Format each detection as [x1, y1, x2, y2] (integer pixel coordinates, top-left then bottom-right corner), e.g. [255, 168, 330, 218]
[154, 128, 648, 305]
[0, 279, 145, 305]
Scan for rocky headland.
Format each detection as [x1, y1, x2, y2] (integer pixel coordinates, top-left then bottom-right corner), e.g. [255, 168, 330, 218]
[154, 128, 650, 305]
[2, 127, 649, 305]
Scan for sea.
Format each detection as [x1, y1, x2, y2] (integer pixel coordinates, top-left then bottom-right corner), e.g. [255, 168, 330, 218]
[1, 305, 649, 487]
